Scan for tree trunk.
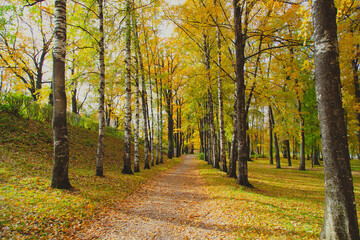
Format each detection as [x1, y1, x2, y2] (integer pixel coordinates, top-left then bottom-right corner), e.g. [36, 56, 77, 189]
[299, 110, 306, 170]
[203, 34, 219, 169]
[292, 137, 297, 159]
[140, 63, 150, 170]
[149, 67, 155, 166]
[133, 66, 140, 172]
[166, 89, 174, 159]
[71, 80, 78, 114]
[314, 144, 320, 165]
[159, 77, 164, 164]
[312, 0, 360, 238]
[217, 31, 227, 171]
[132, 7, 140, 173]
[234, 0, 251, 187]
[285, 139, 291, 166]
[228, 93, 239, 178]
[51, 0, 72, 189]
[133, 15, 150, 170]
[269, 105, 273, 165]
[274, 133, 281, 169]
[155, 67, 160, 165]
[269, 105, 280, 168]
[96, 0, 105, 177]
[122, 0, 133, 174]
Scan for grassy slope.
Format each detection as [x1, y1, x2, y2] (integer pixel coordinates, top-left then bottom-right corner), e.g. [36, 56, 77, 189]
[199, 157, 360, 239]
[0, 111, 180, 239]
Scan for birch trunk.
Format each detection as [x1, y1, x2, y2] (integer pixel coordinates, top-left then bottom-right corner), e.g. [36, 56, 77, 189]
[155, 67, 160, 165]
[132, 7, 140, 173]
[122, 0, 133, 174]
[51, 0, 72, 189]
[217, 22, 227, 172]
[159, 77, 164, 164]
[96, 0, 105, 177]
[149, 71, 155, 166]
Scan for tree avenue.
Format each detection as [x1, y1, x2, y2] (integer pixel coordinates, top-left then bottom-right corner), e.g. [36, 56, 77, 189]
[0, 0, 359, 238]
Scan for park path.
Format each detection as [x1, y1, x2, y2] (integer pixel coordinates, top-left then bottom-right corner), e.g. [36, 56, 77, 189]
[80, 155, 236, 239]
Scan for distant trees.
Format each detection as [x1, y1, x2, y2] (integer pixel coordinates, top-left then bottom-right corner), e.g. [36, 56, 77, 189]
[0, 1, 53, 101]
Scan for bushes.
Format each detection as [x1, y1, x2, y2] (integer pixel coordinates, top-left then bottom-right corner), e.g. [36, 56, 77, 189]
[0, 92, 123, 138]
[0, 92, 32, 116]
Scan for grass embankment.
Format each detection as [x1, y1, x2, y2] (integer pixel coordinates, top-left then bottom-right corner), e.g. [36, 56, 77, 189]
[0, 111, 180, 239]
[199, 156, 360, 239]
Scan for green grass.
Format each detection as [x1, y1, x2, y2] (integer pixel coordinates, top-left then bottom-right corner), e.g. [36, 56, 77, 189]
[0, 111, 181, 239]
[198, 157, 360, 239]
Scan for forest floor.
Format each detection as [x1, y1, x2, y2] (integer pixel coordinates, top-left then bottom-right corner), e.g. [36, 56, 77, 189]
[79, 154, 236, 239]
[1, 111, 359, 239]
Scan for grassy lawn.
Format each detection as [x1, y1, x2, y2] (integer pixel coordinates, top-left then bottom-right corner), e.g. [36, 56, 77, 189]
[0, 112, 181, 239]
[199, 157, 360, 239]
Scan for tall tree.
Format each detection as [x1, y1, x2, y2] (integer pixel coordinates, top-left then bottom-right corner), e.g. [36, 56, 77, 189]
[312, 0, 359, 238]
[269, 105, 274, 165]
[122, 0, 133, 174]
[134, 20, 150, 169]
[51, 0, 72, 189]
[234, 0, 252, 187]
[96, 0, 105, 177]
[133, 3, 141, 173]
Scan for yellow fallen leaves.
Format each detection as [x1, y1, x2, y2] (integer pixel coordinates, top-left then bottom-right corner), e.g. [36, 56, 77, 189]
[199, 158, 360, 239]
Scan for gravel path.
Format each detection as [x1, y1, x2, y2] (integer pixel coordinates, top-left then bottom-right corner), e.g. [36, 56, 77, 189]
[81, 155, 236, 239]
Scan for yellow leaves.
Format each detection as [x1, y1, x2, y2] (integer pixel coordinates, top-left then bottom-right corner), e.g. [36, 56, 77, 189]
[302, 59, 313, 72]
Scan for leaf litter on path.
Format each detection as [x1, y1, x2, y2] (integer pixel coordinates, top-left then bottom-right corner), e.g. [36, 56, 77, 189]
[79, 155, 236, 239]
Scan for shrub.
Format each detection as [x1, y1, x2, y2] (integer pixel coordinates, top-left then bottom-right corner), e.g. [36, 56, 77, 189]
[197, 152, 205, 160]
[1, 92, 32, 116]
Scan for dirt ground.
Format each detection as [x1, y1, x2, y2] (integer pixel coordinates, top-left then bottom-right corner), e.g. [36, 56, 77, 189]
[79, 155, 236, 239]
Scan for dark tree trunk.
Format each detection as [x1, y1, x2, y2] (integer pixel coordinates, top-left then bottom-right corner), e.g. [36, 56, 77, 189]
[51, 0, 72, 189]
[71, 81, 77, 114]
[274, 133, 281, 169]
[228, 89, 239, 178]
[292, 137, 297, 159]
[269, 105, 280, 168]
[166, 89, 174, 159]
[269, 105, 273, 165]
[285, 139, 291, 166]
[299, 102, 306, 171]
[176, 100, 181, 158]
[199, 119, 204, 153]
[312, 0, 360, 238]
[234, 0, 251, 187]
[313, 144, 320, 166]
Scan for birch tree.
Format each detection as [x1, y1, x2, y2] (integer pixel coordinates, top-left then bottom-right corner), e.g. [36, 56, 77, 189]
[51, 0, 72, 189]
[96, 0, 105, 177]
[122, 0, 133, 174]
